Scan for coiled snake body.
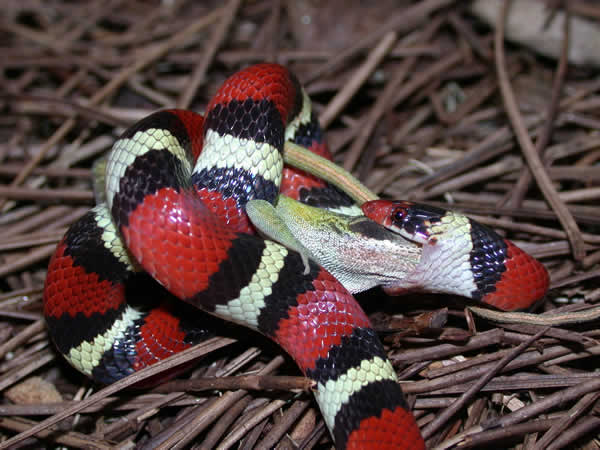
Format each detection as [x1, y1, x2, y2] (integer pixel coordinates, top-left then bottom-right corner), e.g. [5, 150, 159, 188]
[44, 64, 548, 449]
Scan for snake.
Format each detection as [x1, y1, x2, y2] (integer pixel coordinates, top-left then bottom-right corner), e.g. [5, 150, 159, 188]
[43, 63, 549, 449]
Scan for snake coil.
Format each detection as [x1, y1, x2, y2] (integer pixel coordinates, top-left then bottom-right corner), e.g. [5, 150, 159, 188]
[44, 64, 426, 449]
[44, 63, 549, 449]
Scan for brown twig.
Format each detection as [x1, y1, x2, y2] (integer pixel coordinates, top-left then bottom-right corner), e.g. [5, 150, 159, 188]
[500, 7, 571, 210]
[305, 0, 457, 82]
[151, 374, 313, 394]
[0, 416, 114, 449]
[422, 327, 548, 440]
[176, 0, 242, 109]
[0, 337, 236, 449]
[494, 1, 585, 261]
[320, 31, 397, 128]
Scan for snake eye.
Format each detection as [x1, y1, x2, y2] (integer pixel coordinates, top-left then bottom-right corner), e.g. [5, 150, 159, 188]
[392, 207, 407, 224]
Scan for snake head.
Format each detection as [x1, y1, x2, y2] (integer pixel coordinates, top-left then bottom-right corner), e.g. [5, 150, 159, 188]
[361, 200, 447, 246]
[362, 199, 550, 311]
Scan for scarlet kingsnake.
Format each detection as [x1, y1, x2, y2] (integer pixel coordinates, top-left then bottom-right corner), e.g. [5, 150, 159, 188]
[44, 63, 549, 449]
